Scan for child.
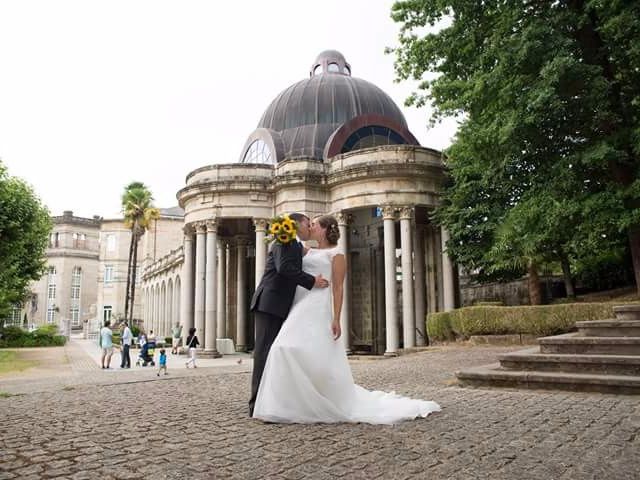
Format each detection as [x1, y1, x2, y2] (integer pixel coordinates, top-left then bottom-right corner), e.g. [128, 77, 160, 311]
[157, 348, 167, 376]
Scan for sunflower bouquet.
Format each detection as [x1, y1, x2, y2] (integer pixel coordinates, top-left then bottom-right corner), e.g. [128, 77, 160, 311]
[265, 214, 298, 245]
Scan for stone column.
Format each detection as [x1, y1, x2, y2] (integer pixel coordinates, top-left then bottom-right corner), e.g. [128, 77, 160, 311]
[441, 227, 456, 312]
[227, 243, 237, 343]
[413, 224, 427, 346]
[236, 239, 248, 352]
[204, 219, 221, 357]
[382, 206, 399, 356]
[399, 206, 416, 349]
[336, 212, 351, 353]
[216, 241, 227, 339]
[180, 225, 195, 344]
[193, 222, 206, 347]
[425, 225, 438, 313]
[253, 218, 268, 288]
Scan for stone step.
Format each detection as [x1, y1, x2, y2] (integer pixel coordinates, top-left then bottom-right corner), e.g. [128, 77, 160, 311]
[614, 305, 640, 321]
[576, 320, 640, 337]
[538, 333, 640, 355]
[456, 363, 640, 394]
[498, 348, 640, 376]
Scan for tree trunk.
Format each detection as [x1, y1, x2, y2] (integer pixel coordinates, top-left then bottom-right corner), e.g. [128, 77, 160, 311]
[630, 226, 640, 297]
[528, 260, 542, 305]
[124, 230, 135, 322]
[559, 254, 576, 299]
[129, 229, 139, 325]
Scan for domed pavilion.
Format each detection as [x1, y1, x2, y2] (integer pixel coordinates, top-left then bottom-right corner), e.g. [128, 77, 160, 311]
[141, 51, 457, 356]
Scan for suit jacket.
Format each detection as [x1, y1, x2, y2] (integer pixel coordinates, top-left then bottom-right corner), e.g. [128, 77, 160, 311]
[250, 240, 315, 319]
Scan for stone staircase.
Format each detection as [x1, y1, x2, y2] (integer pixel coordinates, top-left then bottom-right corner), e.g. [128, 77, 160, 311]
[455, 305, 640, 394]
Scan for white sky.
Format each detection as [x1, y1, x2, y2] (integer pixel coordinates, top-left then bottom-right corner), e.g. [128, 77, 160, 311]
[0, 0, 458, 219]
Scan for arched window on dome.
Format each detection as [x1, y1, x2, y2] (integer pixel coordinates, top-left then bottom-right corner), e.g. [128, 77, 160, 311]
[242, 139, 275, 165]
[340, 126, 408, 154]
[313, 65, 322, 76]
[343, 65, 351, 75]
[327, 62, 340, 73]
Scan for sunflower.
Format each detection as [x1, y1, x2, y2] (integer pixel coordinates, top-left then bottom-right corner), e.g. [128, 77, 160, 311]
[270, 222, 282, 235]
[278, 233, 291, 243]
[281, 217, 295, 234]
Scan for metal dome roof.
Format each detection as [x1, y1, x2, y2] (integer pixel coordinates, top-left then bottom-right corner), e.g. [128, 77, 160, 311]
[255, 52, 409, 161]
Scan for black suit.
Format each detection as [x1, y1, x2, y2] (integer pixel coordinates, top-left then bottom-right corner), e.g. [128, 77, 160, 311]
[249, 240, 315, 415]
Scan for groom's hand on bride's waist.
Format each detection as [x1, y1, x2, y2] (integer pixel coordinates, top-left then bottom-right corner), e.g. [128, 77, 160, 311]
[313, 274, 329, 288]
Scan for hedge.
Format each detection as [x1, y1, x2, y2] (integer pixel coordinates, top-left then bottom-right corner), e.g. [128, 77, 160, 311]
[427, 302, 639, 342]
[0, 325, 67, 348]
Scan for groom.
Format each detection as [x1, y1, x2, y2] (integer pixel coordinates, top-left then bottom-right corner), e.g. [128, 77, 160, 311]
[248, 212, 329, 417]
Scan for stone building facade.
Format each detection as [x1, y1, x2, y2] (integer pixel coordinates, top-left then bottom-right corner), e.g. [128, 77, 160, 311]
[5, 211, 101, 331]
[141, 51, 458, 355]
[7, 209, 184, 334]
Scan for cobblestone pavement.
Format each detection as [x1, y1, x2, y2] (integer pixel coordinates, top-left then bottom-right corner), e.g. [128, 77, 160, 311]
[1, 344, 639, 480]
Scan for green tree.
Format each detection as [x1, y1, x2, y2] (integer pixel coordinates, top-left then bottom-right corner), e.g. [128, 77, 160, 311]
[390, 0, 640, 296]
[0, 160, 52, 317]
[121, 182, 159, 324]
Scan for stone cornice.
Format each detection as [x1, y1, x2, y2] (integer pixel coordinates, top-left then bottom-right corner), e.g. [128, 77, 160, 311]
[46, 251, 100, 260]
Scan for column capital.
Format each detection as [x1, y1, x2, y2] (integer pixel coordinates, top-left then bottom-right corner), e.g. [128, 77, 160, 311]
[335, 212, 353, 226]
[398, 206, 414, 220]
[183, 224, 195, 236]
[253, 218, 268, 231]
[380, 205, 397, 220]
[194, 221, 207, 234]
[205, 218, 218, 233]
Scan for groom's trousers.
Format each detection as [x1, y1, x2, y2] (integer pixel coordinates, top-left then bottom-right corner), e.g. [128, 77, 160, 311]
[249, 311, 285, 416]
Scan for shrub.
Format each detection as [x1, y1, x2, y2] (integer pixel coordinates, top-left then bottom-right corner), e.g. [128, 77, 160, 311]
[0, 325, 67, 347]
[427, 302, 639, 341]
[165, 337, 172, 345]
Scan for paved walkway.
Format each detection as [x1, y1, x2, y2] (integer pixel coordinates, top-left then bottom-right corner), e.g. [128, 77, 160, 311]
[1, 342, 638, 479]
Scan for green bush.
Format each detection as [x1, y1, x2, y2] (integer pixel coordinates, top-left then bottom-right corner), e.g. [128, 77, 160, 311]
[427, 302, 639, 341]
[0, 325, 67, 348]
[164, 336, 172, 345]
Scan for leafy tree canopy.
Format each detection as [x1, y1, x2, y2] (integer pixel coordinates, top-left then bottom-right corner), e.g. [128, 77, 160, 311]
[0, 160, 52, 316]
[390, 0, 640, 291]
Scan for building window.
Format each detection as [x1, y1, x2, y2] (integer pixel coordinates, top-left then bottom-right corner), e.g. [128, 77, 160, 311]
[104, 265, 113, 283]
[70, 267, 81, 327]
[340, 125, 408, 154]
[241, 139, 274, 165]
[71, 267, 81, 300]
[50, 232, 59, 248]
[80, 233, 86, 249]
[47, 307, 56, 324]
[47, 267, 57, 300]
[327, 62, 340, 73]
[72, 232, 79, 248]
[103, 306, 112, 324]
[106, 234, 116, 252]
[7, 303, 22, 326]
[70, 307, 80, 328]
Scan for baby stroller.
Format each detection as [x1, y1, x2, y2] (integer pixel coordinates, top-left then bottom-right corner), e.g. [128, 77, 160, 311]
[136, 341, 156, 367]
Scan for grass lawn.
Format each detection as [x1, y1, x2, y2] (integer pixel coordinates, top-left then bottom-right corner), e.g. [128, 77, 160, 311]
[0, 350, 38, 375]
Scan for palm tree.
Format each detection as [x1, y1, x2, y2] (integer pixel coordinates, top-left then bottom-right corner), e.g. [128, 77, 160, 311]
[121, 182, 160, 324]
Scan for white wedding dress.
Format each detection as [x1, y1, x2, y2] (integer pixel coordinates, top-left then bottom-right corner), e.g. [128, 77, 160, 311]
[253, 246, 441, 424]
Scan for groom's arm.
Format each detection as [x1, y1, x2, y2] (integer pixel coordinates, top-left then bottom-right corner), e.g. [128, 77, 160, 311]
[272, 244, 316, 290]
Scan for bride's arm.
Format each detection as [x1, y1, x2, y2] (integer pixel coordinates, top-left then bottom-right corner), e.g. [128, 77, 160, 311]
[331, 253, 346, 340]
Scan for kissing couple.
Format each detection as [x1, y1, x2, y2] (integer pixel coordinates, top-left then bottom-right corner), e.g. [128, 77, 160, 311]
[248, 212, 441, 424]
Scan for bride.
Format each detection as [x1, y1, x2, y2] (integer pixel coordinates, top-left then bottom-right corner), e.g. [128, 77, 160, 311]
[253, 214, 441, 424]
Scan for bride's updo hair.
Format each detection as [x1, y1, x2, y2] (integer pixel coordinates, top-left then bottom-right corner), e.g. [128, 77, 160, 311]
[316, 215, 340, 245]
